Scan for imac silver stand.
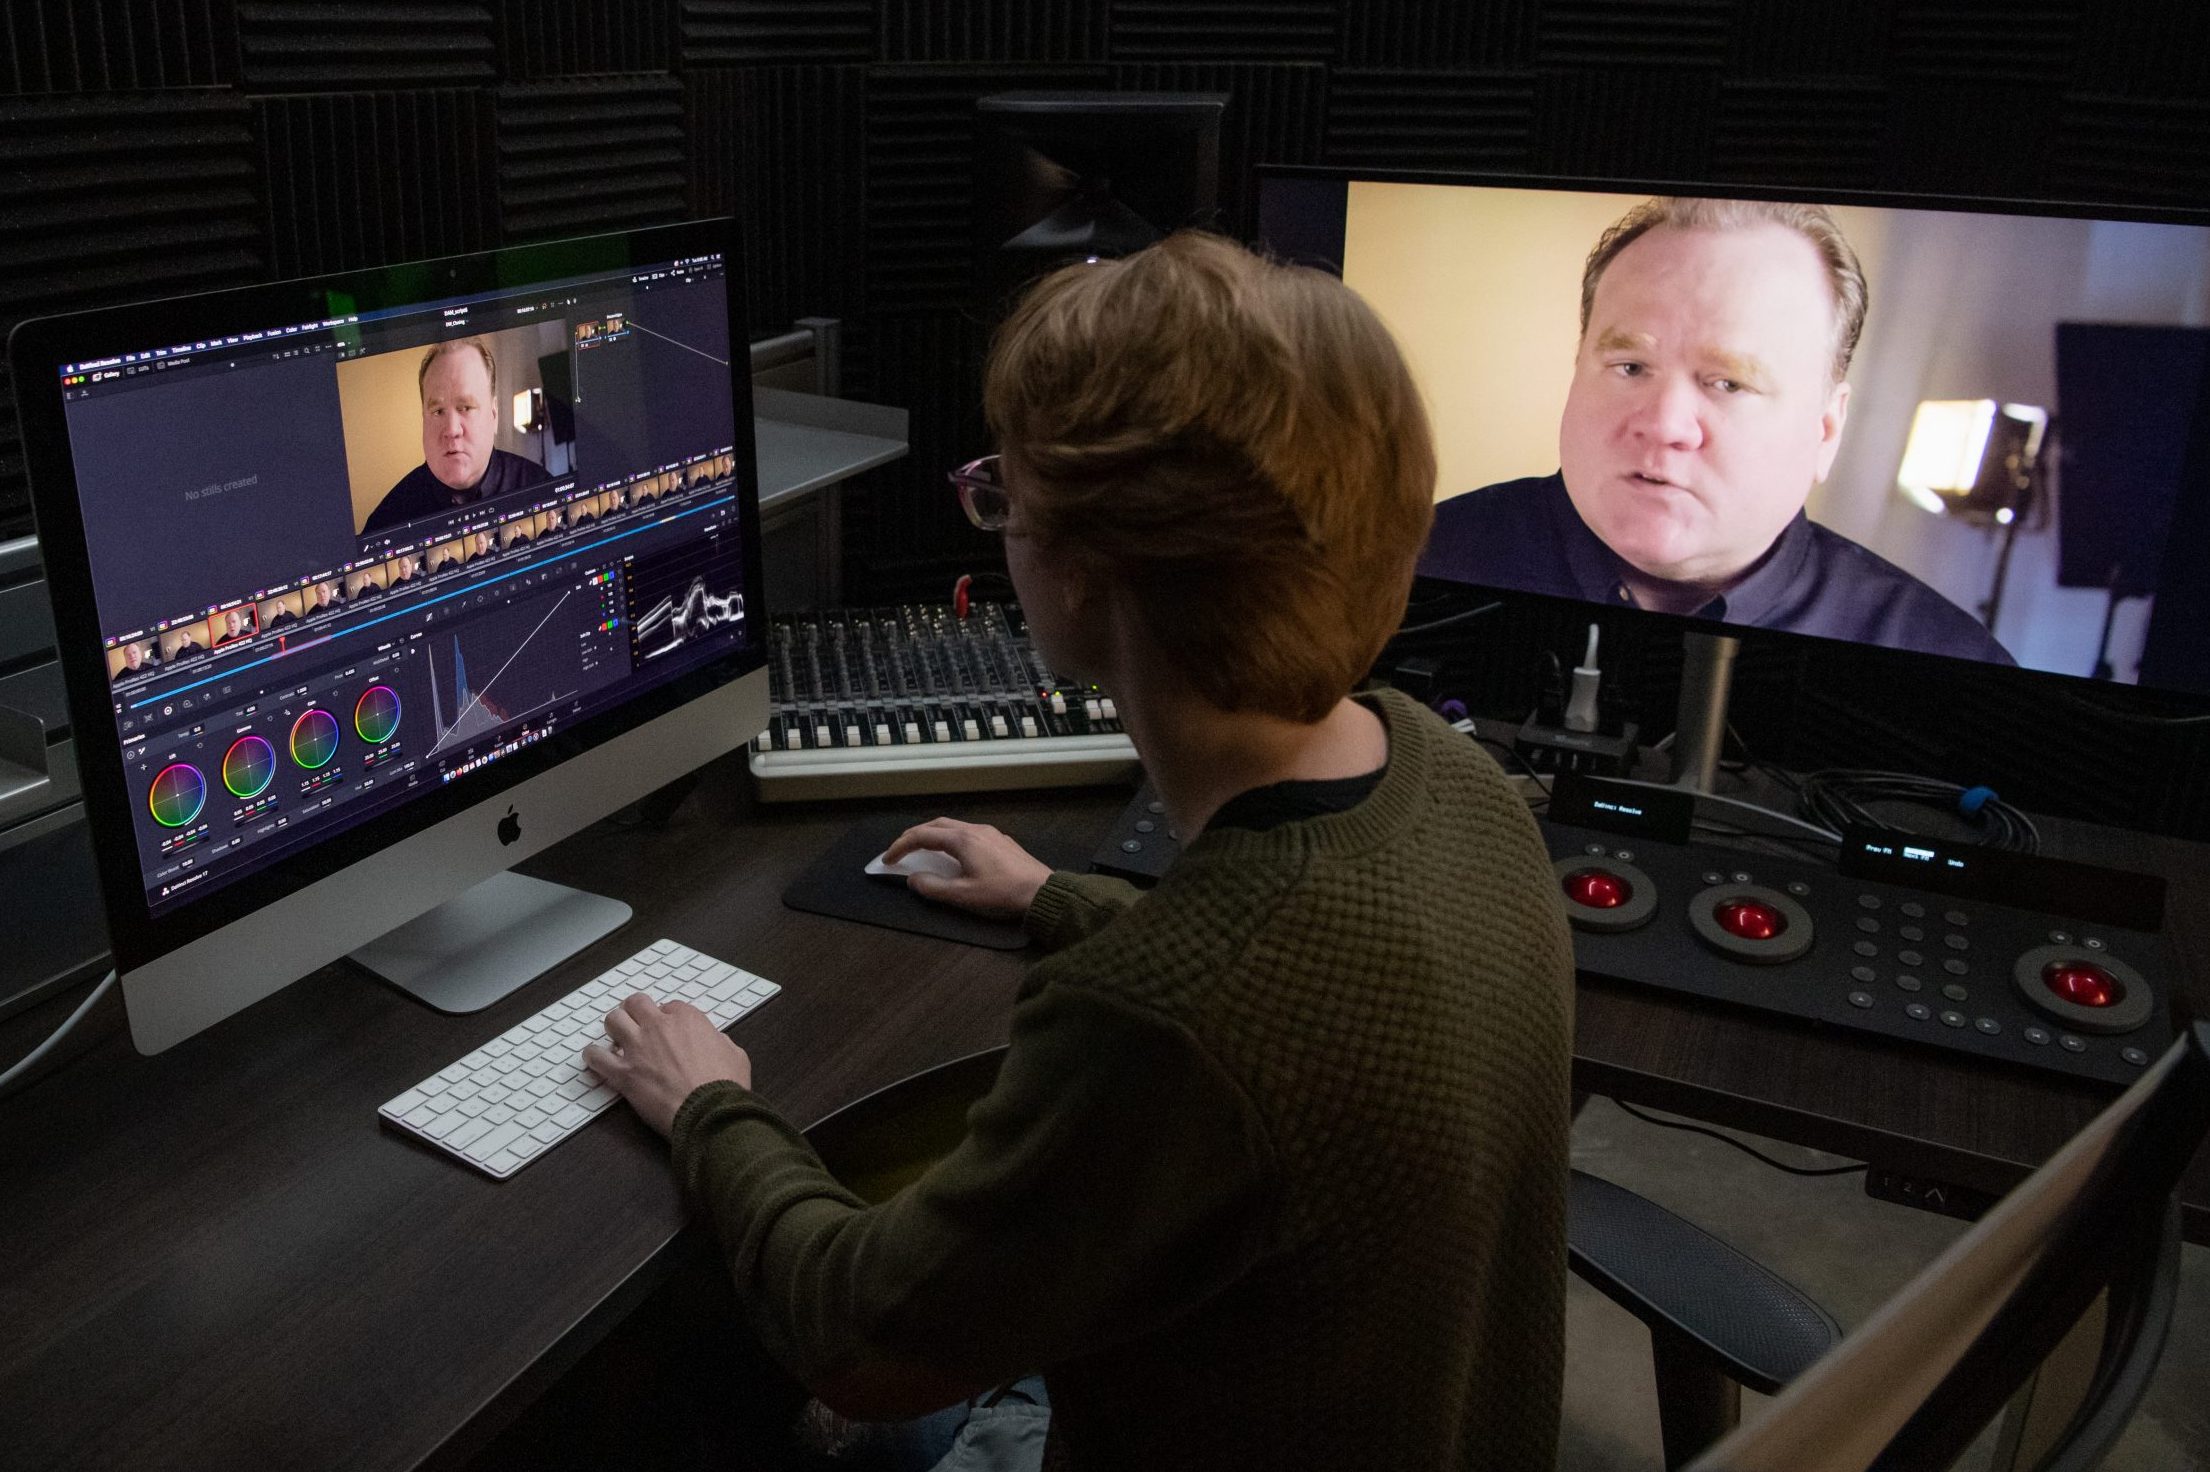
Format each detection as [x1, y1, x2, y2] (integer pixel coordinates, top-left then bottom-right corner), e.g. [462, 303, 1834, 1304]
[1670, 632, 1740, 795]
[348, 872, 632, 1014]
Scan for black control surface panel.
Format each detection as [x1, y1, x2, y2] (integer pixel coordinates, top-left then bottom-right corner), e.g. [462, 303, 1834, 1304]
[1548, 821, 2174, 1088]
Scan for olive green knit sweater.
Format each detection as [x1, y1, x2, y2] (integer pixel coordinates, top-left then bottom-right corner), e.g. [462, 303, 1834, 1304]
[671, 686, 1575, 1470]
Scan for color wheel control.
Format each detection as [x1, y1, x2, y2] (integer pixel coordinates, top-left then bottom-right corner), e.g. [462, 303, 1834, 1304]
[147, 763, 207, 827]
[223, 735, 277, 799]
[290, 708, 340, 769]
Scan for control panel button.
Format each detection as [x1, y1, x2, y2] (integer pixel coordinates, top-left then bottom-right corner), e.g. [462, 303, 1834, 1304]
[2059, 1034, 2087, 1053]
[2024, 1026, 2051, 1046]
[1943, 934, 1969, 951]
[2083, 936, 2107, 951]
[2047, 929, 2072, 945]
[1941, 983, 1968, 1002]
[1701, 871, 1725, 886]
[1900, 901, 1926, 919]
[1905, 1002, 1932, 1021]
[1974, 1017, 2001, 1035]
[1895, 975, 1923, 992]
[2123, 1047, 2150, 1067]
[1857, 893, 1881, 910]
[1942, 959, 1969, 976]
[1851, 940, 1878, 958]
[1938, 1010, 1967, 1028]
[1898, 925, 1924, 942]
[1786, 880, 1811, 897]
[1847, 991, 1874, 1009]
[1730, 871, 1752, 884]
[1855, 916, 1880, 933]
[1849, 965, 1876, 983]
[1585, 843, 1606, 856]
[1944, 910, 1970, 926]
[1898, 949, 1924, 967]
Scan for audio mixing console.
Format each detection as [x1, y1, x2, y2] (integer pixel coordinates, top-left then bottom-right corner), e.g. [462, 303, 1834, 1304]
[747, 600, 1140, 800]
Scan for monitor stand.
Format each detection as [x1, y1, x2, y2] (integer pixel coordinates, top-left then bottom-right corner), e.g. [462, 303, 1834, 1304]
[347, 872, 632, 1014]
[1669, 631, 1740, 794]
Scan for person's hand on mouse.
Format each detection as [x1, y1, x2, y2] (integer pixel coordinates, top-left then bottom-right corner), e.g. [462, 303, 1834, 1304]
[882, 817, 1053, 919]
[586, 993, 752, 1137]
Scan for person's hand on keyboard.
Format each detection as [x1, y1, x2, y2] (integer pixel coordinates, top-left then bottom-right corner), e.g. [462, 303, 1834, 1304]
[882, 817, 1052, 920]
[585, 993, 754, 1138]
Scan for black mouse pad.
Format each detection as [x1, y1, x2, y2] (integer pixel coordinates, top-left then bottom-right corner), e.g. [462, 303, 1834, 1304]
[783, 816, 1086, 950]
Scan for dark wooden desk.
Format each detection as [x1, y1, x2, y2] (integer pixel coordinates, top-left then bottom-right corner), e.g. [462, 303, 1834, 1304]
[0, 757, 2202, 1470]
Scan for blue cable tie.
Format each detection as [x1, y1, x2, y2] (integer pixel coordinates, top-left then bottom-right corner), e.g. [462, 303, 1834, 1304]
[1957, 784, 1996, 817]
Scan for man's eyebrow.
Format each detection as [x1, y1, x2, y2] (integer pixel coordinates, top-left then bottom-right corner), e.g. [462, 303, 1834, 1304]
[1703, 349, 1775, 390]
[1592, 328, 1656, 354]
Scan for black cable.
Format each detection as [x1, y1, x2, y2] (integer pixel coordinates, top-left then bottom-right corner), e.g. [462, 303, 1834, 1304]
[1689, 818, 1841, 862]
[1469, 729, 1552, 802]
[1796, 769, 2040, 853]
[2056, 690, 2210, 726]
[1611, 1098, 1869, 1178]
[1395, 600, 1502, 637]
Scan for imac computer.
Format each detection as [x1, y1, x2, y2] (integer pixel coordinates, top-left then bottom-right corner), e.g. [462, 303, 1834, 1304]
[1256, 170, 2210, 705]
[11, 220, 768, 1054]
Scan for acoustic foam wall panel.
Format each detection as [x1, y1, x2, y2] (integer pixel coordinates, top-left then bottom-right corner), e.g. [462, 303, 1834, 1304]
[500, 0, 675, 80]
[497, 75, 689, 241]
[1889, 0, 2078, 84]
[1337, 0, 1536, 71]
[0, 91, 264, 539]
[0, 0, 236, 92]
[680, 0, 873, 64]
[879, 0, 1107, 63]
[2052, 95, 2210, 208]
[1111, 62, 1327, 237]
[1710, 80, 1887, 192]
[257, 90, 498, 280]
[687, 64, 868, 329]
[1726, 0, 1889, 80]
[839, 311, 996, 592]
[1324, 70, 1536, 173]
[1109, 1, 1338, 63]
[1538, 66, 1718, 181]
[1881, 79, 2057, 199]
[236, 1, 496, 91]
[863, 62, 1108, 312]
[1536, 0, 1732, 69]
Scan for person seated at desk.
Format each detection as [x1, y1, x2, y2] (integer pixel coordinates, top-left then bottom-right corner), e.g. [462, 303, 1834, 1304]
[588, 234, 1576, 1471]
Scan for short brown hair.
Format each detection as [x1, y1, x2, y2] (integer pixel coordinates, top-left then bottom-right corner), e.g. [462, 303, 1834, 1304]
[1580, 197, 1869, 382]
[984, 232, 1436, 724]
[419, 337, 497, 401]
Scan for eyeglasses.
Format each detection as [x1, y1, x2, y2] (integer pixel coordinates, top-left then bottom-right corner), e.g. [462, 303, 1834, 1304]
[948, 454, 1010, 532]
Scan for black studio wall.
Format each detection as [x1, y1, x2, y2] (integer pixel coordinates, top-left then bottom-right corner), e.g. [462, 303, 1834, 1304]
[3, 1, 2207, 831]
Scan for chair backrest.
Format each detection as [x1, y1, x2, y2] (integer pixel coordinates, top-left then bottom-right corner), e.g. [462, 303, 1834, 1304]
[803, 1046, 1010, 1205]
[1689, 1019, 2210, 1472]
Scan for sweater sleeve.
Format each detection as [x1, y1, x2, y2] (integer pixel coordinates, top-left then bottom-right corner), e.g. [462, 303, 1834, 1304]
[1023, 870, 1142, 951]
[669, 979, 1272, 1392]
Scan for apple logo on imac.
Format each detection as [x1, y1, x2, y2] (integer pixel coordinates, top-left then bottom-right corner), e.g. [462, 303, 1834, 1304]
[497, 806, 520, 846]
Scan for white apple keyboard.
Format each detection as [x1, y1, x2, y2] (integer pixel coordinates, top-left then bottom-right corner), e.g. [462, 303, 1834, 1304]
[378, 939, 779, 1179]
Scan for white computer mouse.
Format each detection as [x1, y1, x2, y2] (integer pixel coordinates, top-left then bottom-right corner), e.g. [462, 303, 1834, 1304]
[865, 847, 963, 880]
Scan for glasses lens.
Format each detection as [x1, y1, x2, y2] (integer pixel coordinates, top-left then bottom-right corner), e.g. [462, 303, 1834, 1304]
[951, 457, 1008, 530]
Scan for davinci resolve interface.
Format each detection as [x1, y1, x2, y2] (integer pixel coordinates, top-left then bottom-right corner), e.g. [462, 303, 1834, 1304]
[59, 252, 751, 919]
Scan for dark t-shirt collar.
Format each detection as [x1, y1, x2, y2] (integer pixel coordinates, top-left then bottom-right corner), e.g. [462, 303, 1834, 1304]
[1543, 471, 1814, 622]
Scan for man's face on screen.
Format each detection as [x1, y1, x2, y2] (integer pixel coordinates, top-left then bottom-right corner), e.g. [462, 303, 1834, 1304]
[421, 349, 498, 492]
[1559, 224, 1850, 587]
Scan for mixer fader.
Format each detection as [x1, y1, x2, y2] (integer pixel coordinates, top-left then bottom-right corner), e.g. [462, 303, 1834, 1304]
[748, 600, 1140, 800]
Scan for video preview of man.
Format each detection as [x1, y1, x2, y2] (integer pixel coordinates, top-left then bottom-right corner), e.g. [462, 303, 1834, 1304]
[108, 640, 159, 682]
[1417, 197, 2010, 665]
[209, 607, 257, 649]
[355, 337, 556, 535]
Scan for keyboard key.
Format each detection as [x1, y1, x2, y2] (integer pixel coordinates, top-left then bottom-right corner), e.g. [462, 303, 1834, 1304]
[378, 941, 778, 1180]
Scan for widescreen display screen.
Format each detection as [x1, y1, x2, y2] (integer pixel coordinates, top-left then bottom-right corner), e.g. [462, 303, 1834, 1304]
[1261, 174, 2210, 695]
